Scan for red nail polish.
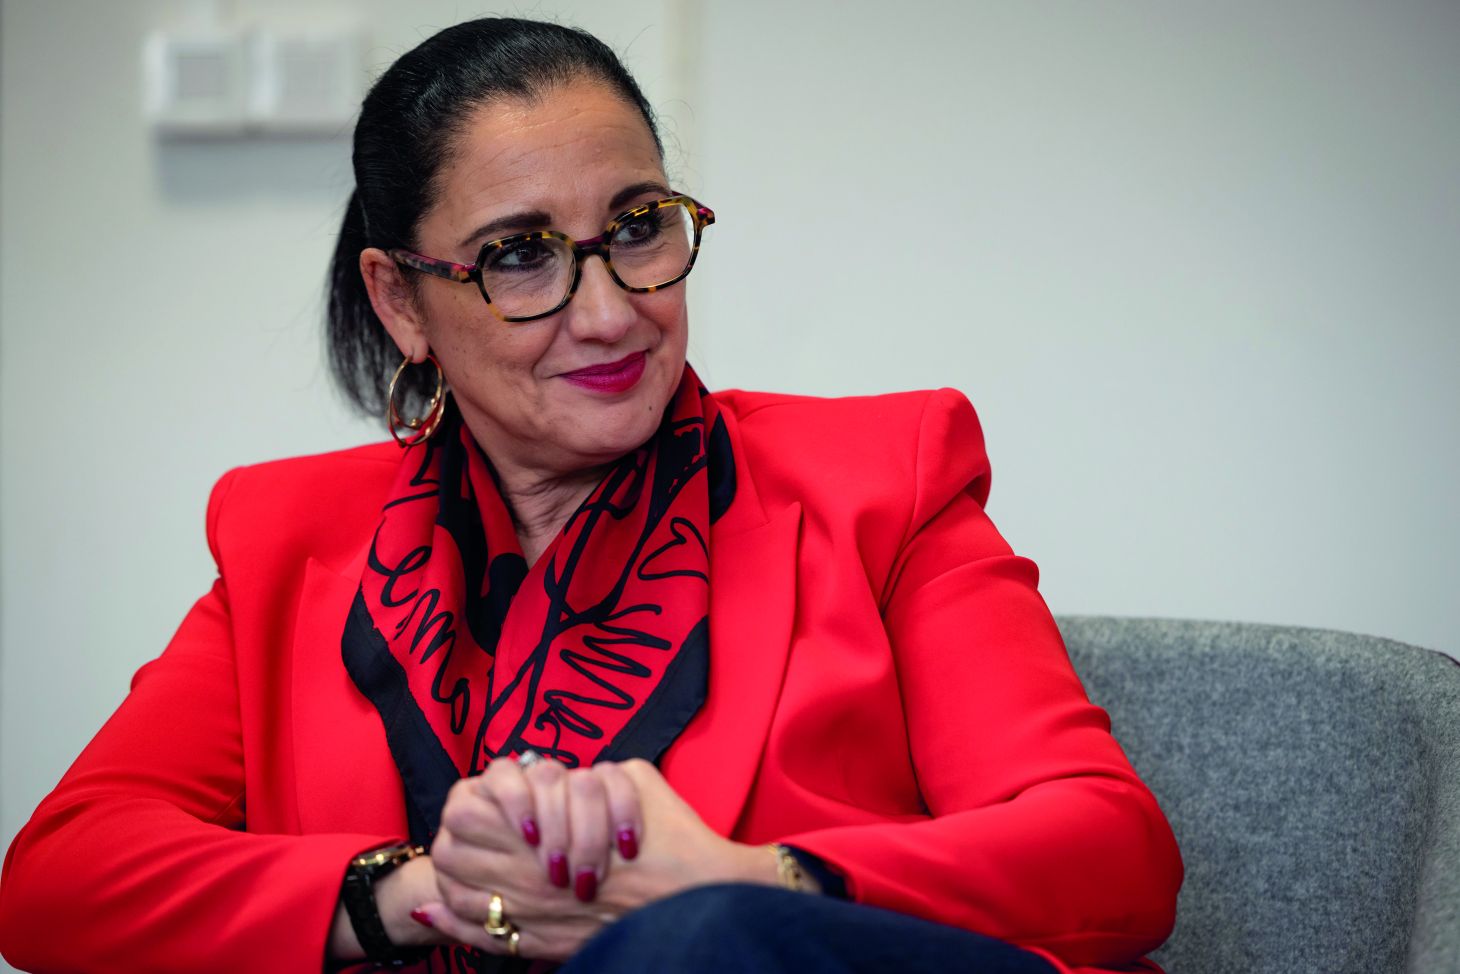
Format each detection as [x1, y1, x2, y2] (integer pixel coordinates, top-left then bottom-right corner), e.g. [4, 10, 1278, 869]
[574, 867, 598, 902]
[522, 817, 541, 847]
[409, 908, 434, 929]
[548, 852, 569, 888]
[616, 826, 638, 860]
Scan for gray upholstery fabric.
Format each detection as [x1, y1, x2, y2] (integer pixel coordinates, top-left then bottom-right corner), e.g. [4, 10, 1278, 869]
[1057, 616, 1460, 974]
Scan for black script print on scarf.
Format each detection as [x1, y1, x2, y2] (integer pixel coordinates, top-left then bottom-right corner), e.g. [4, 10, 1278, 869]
[341, 367, 734, 973]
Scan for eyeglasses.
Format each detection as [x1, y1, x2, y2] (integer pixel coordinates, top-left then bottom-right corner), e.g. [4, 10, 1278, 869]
[388, 195, 716, 323]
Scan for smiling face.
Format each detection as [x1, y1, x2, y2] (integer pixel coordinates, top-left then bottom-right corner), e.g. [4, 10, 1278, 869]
[365, 80, 689, 480]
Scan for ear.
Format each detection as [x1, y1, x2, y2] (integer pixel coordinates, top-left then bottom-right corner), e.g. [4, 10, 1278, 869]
[359, 248, 431, 363]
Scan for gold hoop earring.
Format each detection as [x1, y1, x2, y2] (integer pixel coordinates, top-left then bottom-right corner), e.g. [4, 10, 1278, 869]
[387, 354, 445, 447]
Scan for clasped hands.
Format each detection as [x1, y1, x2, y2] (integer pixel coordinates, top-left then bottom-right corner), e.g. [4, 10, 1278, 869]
[395, 757, 776, 962]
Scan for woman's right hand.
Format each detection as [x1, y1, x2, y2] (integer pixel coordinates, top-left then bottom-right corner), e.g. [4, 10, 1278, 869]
[418, 756, 643, 961]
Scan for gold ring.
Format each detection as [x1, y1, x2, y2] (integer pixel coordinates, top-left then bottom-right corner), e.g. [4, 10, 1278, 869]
[507, 929, 521, 957]
[483, 893, 515, 938]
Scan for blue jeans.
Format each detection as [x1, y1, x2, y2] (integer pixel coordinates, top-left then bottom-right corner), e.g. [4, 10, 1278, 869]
[561, 884, 1058, 973]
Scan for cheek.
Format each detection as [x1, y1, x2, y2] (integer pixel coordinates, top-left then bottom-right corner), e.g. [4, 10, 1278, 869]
[418, 288, 483, 352]
[422, 289, 486, 347]
[420, 291, 552, 395]
[635, 292, 688, 347]
[644, 298, 689, 393]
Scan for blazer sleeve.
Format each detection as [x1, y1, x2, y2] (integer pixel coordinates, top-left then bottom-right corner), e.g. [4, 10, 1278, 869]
[779, 390, 1184, 969]
[0, 470, 400, 974]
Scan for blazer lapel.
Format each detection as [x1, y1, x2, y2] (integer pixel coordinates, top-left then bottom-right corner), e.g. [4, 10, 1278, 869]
[291, 555, 409, 836]
[660, 399, 802, 836]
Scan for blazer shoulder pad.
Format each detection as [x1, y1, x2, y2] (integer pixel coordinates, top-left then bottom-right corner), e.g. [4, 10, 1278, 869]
[205, 441, 399, 571]
[716, 387, 991, 516]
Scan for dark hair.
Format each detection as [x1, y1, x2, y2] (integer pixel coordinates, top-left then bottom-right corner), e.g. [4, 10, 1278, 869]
[327, 17, 663, 418]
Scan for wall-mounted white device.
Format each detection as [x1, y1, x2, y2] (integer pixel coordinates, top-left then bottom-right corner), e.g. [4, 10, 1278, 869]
[144, 27, 365, 138]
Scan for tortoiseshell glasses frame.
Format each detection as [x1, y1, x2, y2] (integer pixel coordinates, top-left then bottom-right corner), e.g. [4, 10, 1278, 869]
[388, 195, 716, 323]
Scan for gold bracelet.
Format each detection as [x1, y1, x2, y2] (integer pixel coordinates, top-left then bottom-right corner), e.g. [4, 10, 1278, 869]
[766, 843, 822, 894]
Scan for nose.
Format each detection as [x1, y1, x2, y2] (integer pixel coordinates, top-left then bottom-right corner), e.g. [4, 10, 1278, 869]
[565, 256, 637, 344]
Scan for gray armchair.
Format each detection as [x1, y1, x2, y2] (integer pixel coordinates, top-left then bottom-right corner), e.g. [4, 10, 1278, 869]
[1058, 616, 1460, 974]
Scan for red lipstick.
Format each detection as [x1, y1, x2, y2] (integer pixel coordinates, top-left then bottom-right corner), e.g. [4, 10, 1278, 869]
[560, 352, 646, 394]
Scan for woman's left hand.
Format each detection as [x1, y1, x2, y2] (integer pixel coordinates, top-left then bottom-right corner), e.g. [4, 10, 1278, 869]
[591, 758, 777, 912]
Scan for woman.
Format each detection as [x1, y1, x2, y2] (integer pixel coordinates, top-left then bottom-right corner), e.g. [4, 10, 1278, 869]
[0, 17, 1180, 974]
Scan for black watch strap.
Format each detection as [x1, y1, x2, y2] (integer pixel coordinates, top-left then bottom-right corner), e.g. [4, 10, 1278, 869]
[341, 842, 433, 968]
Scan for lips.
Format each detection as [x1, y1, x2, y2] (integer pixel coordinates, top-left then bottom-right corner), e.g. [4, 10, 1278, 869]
[559, 351, 647, 394]
[563, 353, 645, 377]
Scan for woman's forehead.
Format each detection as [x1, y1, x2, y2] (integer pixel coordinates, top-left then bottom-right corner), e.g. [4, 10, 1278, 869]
[429, 82, 665, 241]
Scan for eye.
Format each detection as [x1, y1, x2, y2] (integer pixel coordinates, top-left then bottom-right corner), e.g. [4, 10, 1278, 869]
[485, 238, 557, 272]
[611, 211, 663, 247]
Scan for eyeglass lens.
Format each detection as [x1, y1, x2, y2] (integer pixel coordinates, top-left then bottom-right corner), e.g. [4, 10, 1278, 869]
[480, 200, 696, 319]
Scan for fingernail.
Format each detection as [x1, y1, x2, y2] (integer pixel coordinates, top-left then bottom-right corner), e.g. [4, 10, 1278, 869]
[410, 907, 434, 929]
[548, 851, 569, 888]
[616, 825, 638, 860]
[574, 867, 598, 902]
[521, 817, 541, 847]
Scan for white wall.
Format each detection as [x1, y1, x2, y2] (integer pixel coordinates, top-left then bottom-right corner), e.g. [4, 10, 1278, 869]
[687, 0, 1460, 653]
[3, 0, 1458, 957]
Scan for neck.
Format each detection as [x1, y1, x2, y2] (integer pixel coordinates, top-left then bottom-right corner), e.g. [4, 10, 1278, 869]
[496, 462, 607, 564]
[454, 402, 620, 563]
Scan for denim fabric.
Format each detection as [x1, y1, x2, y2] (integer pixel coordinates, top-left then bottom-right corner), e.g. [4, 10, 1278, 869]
[562, 884, 1057, 974]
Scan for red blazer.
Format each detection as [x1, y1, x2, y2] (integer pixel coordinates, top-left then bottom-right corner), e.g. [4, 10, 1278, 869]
[0, 388, 1181, 974]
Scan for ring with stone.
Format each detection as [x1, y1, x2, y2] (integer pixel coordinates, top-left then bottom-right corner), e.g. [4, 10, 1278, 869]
[516, 749, 545, 771]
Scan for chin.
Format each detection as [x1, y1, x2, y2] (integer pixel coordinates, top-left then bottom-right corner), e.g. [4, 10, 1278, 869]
[598, 406, 664, 456]
[577, 392, 672, 458]
[548, 353, 681, 457]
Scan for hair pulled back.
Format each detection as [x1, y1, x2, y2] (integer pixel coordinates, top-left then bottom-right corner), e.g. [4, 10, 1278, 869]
[327, 17, 662, 417]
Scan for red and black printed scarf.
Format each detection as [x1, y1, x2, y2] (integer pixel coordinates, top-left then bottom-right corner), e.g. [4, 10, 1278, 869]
[341, 364, 736, 848]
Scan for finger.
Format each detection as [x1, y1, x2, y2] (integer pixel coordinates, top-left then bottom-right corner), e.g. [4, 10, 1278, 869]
[477, 757, 541, 848]
[592, 761, 642, 861]
[616, 756, 660, 787]
[619, 756, 690, 814]
[428, 825, 513, 891]
[525, 758, 571, 889]
[437, 777, 515, 852]
[412, 899, 605, 964]
[410, 899, 518, 956]
[565, 768, 610, 901]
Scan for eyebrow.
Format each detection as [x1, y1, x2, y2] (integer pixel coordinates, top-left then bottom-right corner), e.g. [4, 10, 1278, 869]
[457, 180, 672, 251]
